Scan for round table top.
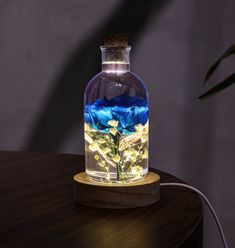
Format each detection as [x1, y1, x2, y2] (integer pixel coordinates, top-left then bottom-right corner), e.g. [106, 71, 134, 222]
[0, 152, 203, 248]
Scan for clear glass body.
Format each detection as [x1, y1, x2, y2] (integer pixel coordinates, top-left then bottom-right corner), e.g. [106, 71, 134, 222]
[84, 46, 149, 183]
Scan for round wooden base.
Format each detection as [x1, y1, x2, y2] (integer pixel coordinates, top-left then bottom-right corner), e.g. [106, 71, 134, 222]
[73, 172, 160, 209]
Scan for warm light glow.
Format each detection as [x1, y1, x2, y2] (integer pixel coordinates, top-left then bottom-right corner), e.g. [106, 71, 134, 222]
[84, 120, 148, 183]
[104, 70, 127, 73]
[102, 61, 127, 64]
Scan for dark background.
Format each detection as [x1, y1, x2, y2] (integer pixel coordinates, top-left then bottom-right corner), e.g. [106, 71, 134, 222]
[0, 0, 234, 247]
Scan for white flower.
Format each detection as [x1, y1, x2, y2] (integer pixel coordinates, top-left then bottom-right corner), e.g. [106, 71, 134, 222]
[108, 119, 119, 127]
[109, 128, 117, 136]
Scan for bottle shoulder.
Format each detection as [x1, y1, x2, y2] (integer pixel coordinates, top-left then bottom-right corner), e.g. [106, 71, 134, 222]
[86, 71, 147, 85]
[84, 71, 148, 104]
[127, 72, 148, 92]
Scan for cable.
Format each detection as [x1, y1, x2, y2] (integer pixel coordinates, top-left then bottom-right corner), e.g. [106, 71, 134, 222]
[160, 182, 228, 248]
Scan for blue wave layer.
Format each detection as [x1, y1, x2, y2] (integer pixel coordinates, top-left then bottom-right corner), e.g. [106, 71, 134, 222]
[84, 94, 148, 134]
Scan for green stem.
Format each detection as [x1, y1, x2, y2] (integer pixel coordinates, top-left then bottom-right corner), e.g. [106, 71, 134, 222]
[112, 133, 122, 181]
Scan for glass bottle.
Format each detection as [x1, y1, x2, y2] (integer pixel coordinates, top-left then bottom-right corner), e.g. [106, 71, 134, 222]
[84, 35, 149, 183]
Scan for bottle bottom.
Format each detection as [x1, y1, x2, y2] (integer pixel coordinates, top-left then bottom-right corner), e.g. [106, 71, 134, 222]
[86, 168, 148, 184]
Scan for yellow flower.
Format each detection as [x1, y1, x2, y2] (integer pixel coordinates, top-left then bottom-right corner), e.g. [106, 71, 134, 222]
[124, 150, 139, 162]
[124, 149, 132, 159]
[135, 124, 145, 135]
[88, 141, 98, 152]
[102, 147, 111, 154]
[143, 122, 149, 134]
[98, 161, 106, 167]
[109, 128, 117, 136]
[131, 165, 142, 175]
[131, 150, 139, 162]
[142, 149, 148, 159]
[98, 138, 106, 144]
[84, 123, 92, 132]
[113, 154, 121, 162]
[108, 119, 119, 127]
[141, 134, 148, 143]
[94, 155, 99, 160]
[84, 133, 93, 144]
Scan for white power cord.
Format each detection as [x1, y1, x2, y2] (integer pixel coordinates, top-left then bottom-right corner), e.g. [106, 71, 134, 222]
[160, 182, 228, 248]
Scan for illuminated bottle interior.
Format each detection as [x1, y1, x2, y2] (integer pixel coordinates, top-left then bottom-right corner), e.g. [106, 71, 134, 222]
[84, 34, 149, 183]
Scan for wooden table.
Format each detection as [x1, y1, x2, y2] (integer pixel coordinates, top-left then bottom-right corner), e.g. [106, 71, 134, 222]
[0, 152, 203, 248]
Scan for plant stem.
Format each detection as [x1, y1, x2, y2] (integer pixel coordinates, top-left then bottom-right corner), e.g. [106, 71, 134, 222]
[113, 133, 121, 181]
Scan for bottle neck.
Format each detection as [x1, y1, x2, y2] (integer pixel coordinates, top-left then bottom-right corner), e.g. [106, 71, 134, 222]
[101, 46, 131, 73]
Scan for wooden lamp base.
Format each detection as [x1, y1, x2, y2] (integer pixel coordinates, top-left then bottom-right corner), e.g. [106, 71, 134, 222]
[73, 172, 160, 209]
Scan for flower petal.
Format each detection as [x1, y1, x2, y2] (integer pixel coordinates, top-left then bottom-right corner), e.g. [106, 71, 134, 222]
[84, 94, 148, 133]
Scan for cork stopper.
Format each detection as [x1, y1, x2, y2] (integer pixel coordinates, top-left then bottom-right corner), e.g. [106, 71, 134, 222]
[101, 34, 131, 68]
[103, 33, 129, 47]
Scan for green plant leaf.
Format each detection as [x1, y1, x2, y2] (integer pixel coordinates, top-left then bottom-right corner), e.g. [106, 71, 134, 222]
[199, 73, 235, 100]
[204, 44, 235, 84]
